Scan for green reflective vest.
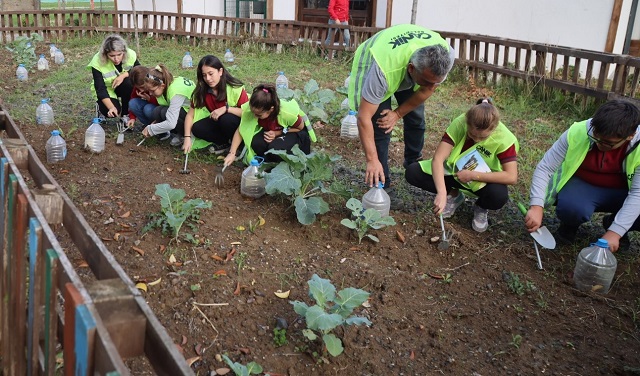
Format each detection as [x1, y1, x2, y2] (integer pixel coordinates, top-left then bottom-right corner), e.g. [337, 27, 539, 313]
[348, 24, 449, 110]
[419, 114, 519, 193]
[544, 120, 640, 205]
[192, 85, 246, 123]
[157, 76, 195, 112]
[238, 99, 317, 164]
[87, 48, 137, 99]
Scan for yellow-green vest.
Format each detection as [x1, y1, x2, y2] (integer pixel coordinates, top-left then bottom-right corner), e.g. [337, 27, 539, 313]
[87, 48, 137, 99]
[193, 85, 245, 123]
[238, 99, 317, 164]
[419, 114, 519, 193]
[544, 120, 640, 205]
[157, 76, 195, 112]
[348, 24, 450, 110]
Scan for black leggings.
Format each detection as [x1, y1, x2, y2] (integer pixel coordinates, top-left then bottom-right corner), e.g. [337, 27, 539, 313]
[191, 113, 240, 145]
[405, 162, 509, 210]
[251, 129, 311, 163]
[96, 77, 134, 116]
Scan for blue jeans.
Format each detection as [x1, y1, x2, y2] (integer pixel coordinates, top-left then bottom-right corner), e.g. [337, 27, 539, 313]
[372, 89, 426, 188]
[556, 176, 640, 231]
[128, 98, 157, 125]
[324, 19, 350, 47]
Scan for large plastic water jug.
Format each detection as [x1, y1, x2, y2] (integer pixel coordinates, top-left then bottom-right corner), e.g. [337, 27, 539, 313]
[182, 52, 193, 68]
[344, 73, 350, 88]
[85, 118, 105, 153]
[46, 130, 67, 163]
[36, 99, 54, 126]
[573, 238, 617, 294]
[224, 49, 235, 63]
[362, 182, 390, 217]
[275, 71, 289, 89]
[49, 44, 57, 58]
[16, 64, 28, 81]
[340, 110, 358, 138]
[240, 157, 266, 198]
[54, 49, 64, 64]
[37, 54, 49, 71]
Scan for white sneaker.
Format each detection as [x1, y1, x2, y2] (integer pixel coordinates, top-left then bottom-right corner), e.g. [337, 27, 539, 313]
[472, 205, 489, 232]
[121, 115, 130, 127]
[170, 135, 184, 147]
[441, 193, 464, 218]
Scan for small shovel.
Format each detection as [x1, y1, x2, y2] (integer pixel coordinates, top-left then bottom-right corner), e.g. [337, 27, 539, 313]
[179, 153, 190, 174]
[437, 214, 450, 251]
[516, 202, 556, 249]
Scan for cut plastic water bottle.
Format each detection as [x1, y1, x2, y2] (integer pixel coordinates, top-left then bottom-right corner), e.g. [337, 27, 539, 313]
[36, 99, 55, 126]
[362, 182, 390, 217]
[344, 73, 350, 88]
[573, 238, 617, 294]
[54, 49, 65, 64]
[224, 49, 235, 63]
[16, 64, 28, 81]
[241, 157, 266, 198]
[340, 110, 358, 138]
[46, 130, 67, 163]
[341, 97, 350, 110]
[275, 71, 289, 89]
[37, 54, 49, 71]
[85, 118, 105, 153]
[49, 43, 57, 58]
[182, 52, 193, 68]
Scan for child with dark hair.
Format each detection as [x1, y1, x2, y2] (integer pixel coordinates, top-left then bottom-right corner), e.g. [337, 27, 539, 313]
[126, 65, 159, 128]
[223, 84, 317, 166]
[524, 99, 640, 251]
[140, 64, 195, 147]
[182, 55, 249, 155]
[405, 98, 519, 232]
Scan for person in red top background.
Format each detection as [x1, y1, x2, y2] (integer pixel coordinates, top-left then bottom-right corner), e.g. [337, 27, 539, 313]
[127, 65, 160, 128]
[324, 0, 350, 47]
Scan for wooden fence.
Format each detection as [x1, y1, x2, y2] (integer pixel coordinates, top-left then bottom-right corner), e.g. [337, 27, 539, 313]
[0, 107, 192, 375]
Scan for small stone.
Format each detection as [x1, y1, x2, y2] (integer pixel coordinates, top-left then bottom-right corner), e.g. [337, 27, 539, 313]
[275, 317, 288, 329]
[416, 229, 424, 235]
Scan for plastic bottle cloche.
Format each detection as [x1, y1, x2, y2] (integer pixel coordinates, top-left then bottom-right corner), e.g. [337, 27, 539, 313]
[224, 49, 235, 63]
[36, 99, 55, 126]
[84, 117, 105, 153]
[37, 54, 49, 71]
[16, 64, 28, 81]
[340, 110, 358, 138]
[362, 182, 390, 217]
[182, 52, 193, 68]
[46, 130, 67, 163]
[241, 157, 266, 198]
[573, 238, 617, 294]
[275, 71, 289, 89]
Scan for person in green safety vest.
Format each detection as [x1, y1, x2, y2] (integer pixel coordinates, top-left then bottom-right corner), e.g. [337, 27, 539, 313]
[348, 24, 456, 199]
[140, 64, 195, 147]
[524, 99, 640, 252]
[87, 34, 140, 120]
[223, 84, 316, 167]
[406, 98, 519, 232]
[182, 55, 249, 156]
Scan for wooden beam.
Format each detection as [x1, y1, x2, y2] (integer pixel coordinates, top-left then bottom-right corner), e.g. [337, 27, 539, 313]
[605, 0, 624, 53]
[386, 0, 393, 28]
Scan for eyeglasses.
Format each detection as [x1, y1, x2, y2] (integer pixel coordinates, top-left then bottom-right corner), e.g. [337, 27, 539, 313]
[587, 126, 627, 148]
[146, 73, 163, 85]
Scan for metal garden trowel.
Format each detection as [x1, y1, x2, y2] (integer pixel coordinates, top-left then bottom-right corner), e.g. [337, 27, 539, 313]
[438, 214, 450, 251]
[517, 202, 556, 250]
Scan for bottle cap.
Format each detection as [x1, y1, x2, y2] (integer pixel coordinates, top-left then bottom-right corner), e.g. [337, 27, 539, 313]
[226, 49, 231, 52]
[51, 130, 60, 136]
[19, 64, 25, 67]
[348, 110, 356, 115]
[376, 182, 384, 189]
[595, 238, 609, 248]
[41, 99, 47, 104]
[40, 54, 45, 58]
[185, 51, 190, 55]
[92, 117, 101, 123]
[279, 71, 284, 75]
[250, 158, 260, 166]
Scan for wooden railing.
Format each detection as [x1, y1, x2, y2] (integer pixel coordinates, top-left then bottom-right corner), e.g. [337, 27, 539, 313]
[0, 107, 192, 375]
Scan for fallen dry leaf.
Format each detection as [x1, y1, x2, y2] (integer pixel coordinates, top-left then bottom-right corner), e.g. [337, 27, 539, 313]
[274, 290, 290, 299]
[237, 347, 250, 355]
[100, 237, 112, 242]
[195, 343, 202, 355]
[119, 211, 130, 218]
[159, 245, 166, 253]
[181, 335, 187, 346]
[215, 368, 231, 375]
[349, 246, 359, 251]
[213, 270, 227, 276]
[233, 281, 241, 295]
[225, 248, 237, 262]
[210, 254, 225, 262]
[230, 241, 241, 245]
[166, 167, 173, 172]
[132, 246, 145, 256]
[169, 254, 177, 263]
[396, 230, 406, 243]
[258, 215, 266, 226]
[135, 282, 147, 292]
[76, 260, 89, 268]
[148, 277, 162, 286]
[60, 169, 69, 174]
[185, 356, 200, 367]
[410, 350, 415, 360]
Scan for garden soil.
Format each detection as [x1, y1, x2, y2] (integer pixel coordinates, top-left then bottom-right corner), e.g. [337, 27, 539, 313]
[3, 63, 640, 376]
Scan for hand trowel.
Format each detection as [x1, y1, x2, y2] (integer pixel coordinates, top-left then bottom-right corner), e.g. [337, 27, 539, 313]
[517, 202, 556, 250]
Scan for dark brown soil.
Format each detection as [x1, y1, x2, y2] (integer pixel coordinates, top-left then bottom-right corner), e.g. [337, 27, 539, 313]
[3, 52, 640, 376]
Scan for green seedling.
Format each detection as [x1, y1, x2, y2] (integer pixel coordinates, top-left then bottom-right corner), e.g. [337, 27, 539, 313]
[273, 328, 288, 347]
[222, 355, 262, 376]
[341, 198, 396, 243]
[510, 334, 523, 349]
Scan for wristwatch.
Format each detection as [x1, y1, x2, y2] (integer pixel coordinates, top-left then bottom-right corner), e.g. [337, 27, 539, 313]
[282, 127, 289, 134]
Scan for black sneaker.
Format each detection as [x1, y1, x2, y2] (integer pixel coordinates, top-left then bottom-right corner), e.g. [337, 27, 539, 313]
[553, 223, 578, 246]
[384, 187, 405, 211]
[602, 214, 631, 251]
[208, 143, 231, 155]
[156, 132, 171, 141]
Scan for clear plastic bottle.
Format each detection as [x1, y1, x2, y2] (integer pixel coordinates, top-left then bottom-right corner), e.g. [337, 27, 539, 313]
[46, 130, 67, 163]
[37, 54, 49, 71]
[36, 99, 54, 126]
[344, 73, 350, 88]
[340, 110, 358, 138]
[54, 48, 65, 64]
[224, 49, 235, 63]
[16, 64, 28, 81]
[84, 117, 105, 153]
[275, 71, 289, 89]
[240, 157, 266, 198]
[362, 182, 390, 217]
[573, 238, 617, 294]
[49, 43, 57, 58]
[341, 97, 350, 110]
[182, 52, 193, 68]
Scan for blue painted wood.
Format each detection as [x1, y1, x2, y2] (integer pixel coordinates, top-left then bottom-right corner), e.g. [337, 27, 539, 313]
[27, 217, 42, 376]
[74, 305, 96, 376]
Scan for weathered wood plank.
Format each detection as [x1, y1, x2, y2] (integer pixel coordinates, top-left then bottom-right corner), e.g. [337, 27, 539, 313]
[13, 193, 29, 376]
[27, 218, 43, 376]
[63, 283, 84, 376]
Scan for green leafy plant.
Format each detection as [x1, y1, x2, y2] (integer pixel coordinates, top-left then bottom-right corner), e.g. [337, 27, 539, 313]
[222, 355, 262, 376]
[340, 198, 396, 243]
[142, 184, 212, 242]
[273, 328, 288, 347]
[5, 34, 42, 69]
[277, 78, 336, 123]
[510, 334, 523, 349]
[264, 145, 341, 225]
[290, 274, 371, 357]
[504, 271, 536, 296]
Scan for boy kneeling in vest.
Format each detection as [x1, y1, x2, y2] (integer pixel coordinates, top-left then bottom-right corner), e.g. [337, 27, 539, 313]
[524, 100, 640, 252]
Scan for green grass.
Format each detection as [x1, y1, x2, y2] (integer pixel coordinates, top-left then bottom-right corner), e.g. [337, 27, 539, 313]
[0, 35, 594, 202]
